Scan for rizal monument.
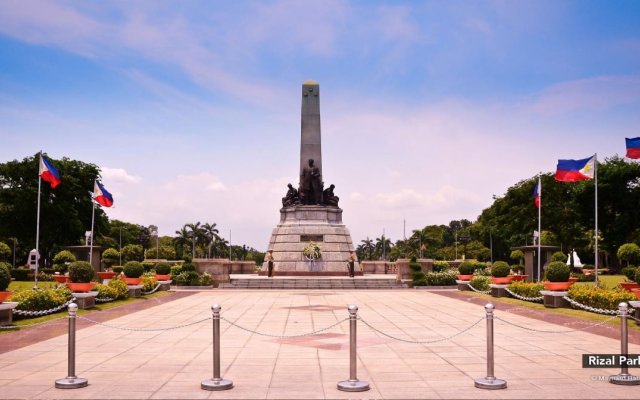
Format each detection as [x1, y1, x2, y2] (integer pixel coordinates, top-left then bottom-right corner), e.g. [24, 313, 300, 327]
[263, 80, 357, 275]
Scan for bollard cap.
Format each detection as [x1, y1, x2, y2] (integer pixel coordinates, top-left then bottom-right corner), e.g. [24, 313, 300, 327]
[484, 303, 494, 313]
[347, 304, 358, 315]
[68, 303, 78, 315]
[618, 302, 628, 312]
[212, 304, 221, 313]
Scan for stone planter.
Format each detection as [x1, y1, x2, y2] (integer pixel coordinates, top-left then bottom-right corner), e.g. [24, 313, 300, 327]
[543, 281, 573, 291]
[631, 288, 640, 300]
[0, 291, 12, 303]
[154, 274, 171, 281]
[53, 274, 69, 283]
[489, 284, 508, 298]
[620, 282, 640, 292]
[97, 271, 116, 280]
[123, 277, 142, 285]
[457, 274, 473, 281]
[66, 282, 96, 293]
[541, 290, 569, 308]
[491, 277, 513, 284]
[0, 302, 18, 326]
[510, 275, 528, 282]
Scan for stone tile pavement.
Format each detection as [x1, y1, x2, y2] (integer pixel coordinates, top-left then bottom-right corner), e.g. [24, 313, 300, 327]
[0, 289, 638, 399]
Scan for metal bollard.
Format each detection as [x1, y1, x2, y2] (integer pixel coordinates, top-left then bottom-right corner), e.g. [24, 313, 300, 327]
[337, 304, 370, 392]
[55, 303, 88, 389]
[474, 303, 507, 389]
[609, 302, 640, 385]
[201, 304, 233, 391]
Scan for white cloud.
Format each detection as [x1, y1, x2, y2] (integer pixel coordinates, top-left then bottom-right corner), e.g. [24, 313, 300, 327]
[101, 167, 141, 184]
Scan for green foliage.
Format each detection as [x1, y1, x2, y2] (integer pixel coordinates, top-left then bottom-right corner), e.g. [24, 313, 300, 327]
[123, 261, 144, 278]
[507, 282, 544, 298]
[491, 261, 510, 278]
[469, 276, 490, 291]
[636, 268, 640, 284]
[144, 245, 176, 260]
[53, 250, 76, 264]
[155, 262, 171, 275]
[141, 274, 158, 292]
[409, 262, 421, 272]
[577, 273, 596, 282]
[0, 242, 11, 261]
[10, 267, 31, 281]
[107, 277, 129, 299]
[112, 266, 124, 274]
[174, 271, 200, 286]
[551, 251, 567, 262]
[423, 271, 457, 286]
[181, 262, 196, 272]
[199, 272, 214, 286]
[458, 261, 475, 275]
[464, 241, 491, 261]
[121, 244, 143, 262]
[432, 261, 450, 272]
[617, 243, 640, 266]
[68, 261, 95, 283]
[170, 265, 183, 276]
[101, 248, 120, 268]
[11, 286, 72, 311]
[567, 285, 635, 311]
[142, 261, 155, 272]
[620, 266, 638, 282]
[510, 250, 524, 263]
[53, 263, 68, 274]
[0, 262, 11, 291]
[511, 264, 525, 274]
[94, 283, 119, 300]
[546, 261, 571, 282]
[410, 256, 417, 263]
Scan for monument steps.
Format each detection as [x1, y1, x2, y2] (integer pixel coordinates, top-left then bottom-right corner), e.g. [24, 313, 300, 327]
[219, 277, 407, 290]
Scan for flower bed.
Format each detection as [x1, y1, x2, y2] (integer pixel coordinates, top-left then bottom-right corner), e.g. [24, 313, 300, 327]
[507, 281, 543, 298]
[567, 285, 635, 311]
[469, 276, 490, 292]
[10, 286, 72, 312]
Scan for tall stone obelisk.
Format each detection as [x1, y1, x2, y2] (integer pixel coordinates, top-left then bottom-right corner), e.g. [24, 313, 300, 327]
[300, 80, 322, 180]
[264, 81, 357, 275]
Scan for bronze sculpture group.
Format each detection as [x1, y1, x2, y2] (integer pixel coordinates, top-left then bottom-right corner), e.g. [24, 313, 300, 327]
[282, 158, 340, 207]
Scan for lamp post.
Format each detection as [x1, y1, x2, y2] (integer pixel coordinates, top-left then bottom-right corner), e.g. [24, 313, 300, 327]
[118, 227, 127, 266]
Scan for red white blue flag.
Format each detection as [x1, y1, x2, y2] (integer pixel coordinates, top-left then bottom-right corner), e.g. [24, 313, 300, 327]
[93, 181, 113, 207]
[555, 156, 595, 182]
[533, 178, 541, 208]
[626, 137, 640, 159]
[39, 154, 61, 188]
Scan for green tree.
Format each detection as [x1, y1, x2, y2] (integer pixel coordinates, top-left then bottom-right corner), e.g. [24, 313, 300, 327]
[617, 243, 640, 267]
[121, 244, 143, 262]
[0, 242, 11, 262]
[510, 250, 524, 265]
[101, 248, 120, 267]
[359, 237, 375, 261]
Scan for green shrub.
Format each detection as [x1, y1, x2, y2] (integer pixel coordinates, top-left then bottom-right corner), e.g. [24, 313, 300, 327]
[101, 248, 120, 268]
[107, 277, 129, 299]
[199, 272, 213, 286]
[174, 271, 200, 286]
[11, 287, 72, 312]
[183, 254, 193, 263]
[617, 243, 640, 266]
[510, 250, 524, 263]
[170, 265, 183, 276]
[424, 271, 457, 286]
[112, 266, 124, 274]
[412, 270, 426, 285]
[469, 276, 490, 291]
[53, 250, 76, 265]
[491, 261, 510, 278]
[511, 265, 525, 274]
[410, 256, 417, 263]
[458, 261, 475, 275]
[577, 273, 596, 282]
[582, 264, 594, 269]
[123, 261, 144, 278]
[0, 262, 11, 291]
[432, 261, 449, 272]
[53, 263, 68, 274]
[545, 261, 570, 282]
[141, 261, 155, 272]
[621, 266, 638, 282]
[68, 261, 95, 283]
[141, 274, 158, 292]
[568, 285, 635, 311]
[155, 262, 171, 275]
[0, 242, 11, 261]
[409, 261, 421, 272]
[11, 267, 32, 281]
[507, 281, 543, 298]
[551, 251, 567, 262]
[94, 283, 119, 300]
[636, 268, 640, 284]
[181, 262, 197, 272]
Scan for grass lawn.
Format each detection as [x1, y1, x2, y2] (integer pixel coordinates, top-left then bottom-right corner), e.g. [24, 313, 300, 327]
[9, 281, 58, 291]
[574, 274, 626, 289]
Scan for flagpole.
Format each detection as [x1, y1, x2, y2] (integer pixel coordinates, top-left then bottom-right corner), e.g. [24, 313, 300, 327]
[594, 154, 599, 286]
[89, 182, 96, 268]
[34, 152, 43, 289]
[537, 174, 542, 283]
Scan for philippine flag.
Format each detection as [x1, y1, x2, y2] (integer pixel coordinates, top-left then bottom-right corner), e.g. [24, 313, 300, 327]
[626, 137, 640, 159]
[533, 179, 541, 208]
[555, 156, 595, 182]
[39, 155, 61, 189]
[93, 181, 114, 207]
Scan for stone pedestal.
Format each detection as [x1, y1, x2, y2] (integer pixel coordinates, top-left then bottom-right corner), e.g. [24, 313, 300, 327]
[629, 301, 640, 325]
[396, 259, 411, 281]
[456, 280, 471, 291]
[158, 280, 172, 291]
[0, 302, 18, 326]
[128, 285, 143, 298]
[490, 284, 508, 298]
[73, 292, 97, 309]
[541, 290, 569, 308]
[266, 205, 356, 274]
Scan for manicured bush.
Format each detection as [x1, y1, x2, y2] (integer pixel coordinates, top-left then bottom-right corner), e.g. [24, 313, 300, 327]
[174, 271, 200, 286]
[507, 281, 544, 298]
[469, 276, 490, 291]
[636, 268, 640, 285]
[107, 277, 129, 299]
[101, 248, 120, 268]
[568, 285, 635, 311]
[621, 266, 638, 282]
[510, 250, 524, 264]
[53, 250, 76, 265]
[424, 271, 457, 286]
[551, 251, 567, 263]
[53, 263, 68, 274]
[155, 262, 171, 275]
[432, 261, 450, 272]
[617, 243, 640, 266]
[545, 261, 570, 282]
[121, 244, 144, 262]
[11, 287, 72, 312]
[0, 262, 11, 291]
[94, 283, 119, 300]
[123, 261, 144, 278]
[577, 273, 596, 282]
[11, 267, 32, 281]
[199, 272, 214, 286]
[112, 266, 124, 274]
[170, 265, 183, 276]
[141, 274, 158, 292]
[181, 262, 196, 272]
[68, 261, 95, 283]
[491, 261, 510, 278]
[142, 261, 155, 272]
[144, 245, 177, 260]
[458, 261, 475, 275]
[511, 265, 525, 274]
[0, 242, 11, 261]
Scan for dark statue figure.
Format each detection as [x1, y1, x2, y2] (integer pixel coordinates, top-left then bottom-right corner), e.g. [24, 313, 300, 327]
[323, 184, 339, 207]
[282, 183, 300, 207]
[300, 158, 323, 205]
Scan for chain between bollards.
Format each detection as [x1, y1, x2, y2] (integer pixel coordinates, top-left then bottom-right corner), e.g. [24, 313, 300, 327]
[55, 303, 88, 389]
[474, 303, 507, 390]
[609, 302, 640, 385]
[337, 304, 370, 392]
[201, 304, 233, 391]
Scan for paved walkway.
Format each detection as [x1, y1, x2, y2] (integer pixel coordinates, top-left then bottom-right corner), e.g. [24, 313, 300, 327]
[0, 289, 638, 399]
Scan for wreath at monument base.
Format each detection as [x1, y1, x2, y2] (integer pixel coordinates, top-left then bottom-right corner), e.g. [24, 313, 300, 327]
[303, 242, 322, 260]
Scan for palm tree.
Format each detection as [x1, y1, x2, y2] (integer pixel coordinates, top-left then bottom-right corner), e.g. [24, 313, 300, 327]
[202, 222, 220, 258]
[173, 226, 191, 259]
[410, 229, 429, 259]
[360, 237, 375, 261]
[375, 235, 392, 261]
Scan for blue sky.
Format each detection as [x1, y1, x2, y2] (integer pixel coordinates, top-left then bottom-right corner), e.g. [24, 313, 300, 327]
[1, 0, 639, 249]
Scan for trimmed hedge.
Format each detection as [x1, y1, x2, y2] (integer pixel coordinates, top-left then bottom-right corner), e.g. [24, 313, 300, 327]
[458, 261, 475, 275]
[546, 261, 570, 282]
[567, 285, 635, 311]
[432, 261, 450, 272]
[491, 261, 510, 278]
[424, 271, 457, 286]
[469, 276, 490, 291]
[507, 281, 544, 298]
[11, 287, 72, 312]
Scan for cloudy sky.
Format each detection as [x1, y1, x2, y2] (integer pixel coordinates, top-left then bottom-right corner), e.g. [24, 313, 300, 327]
[1, 0, 639, 249]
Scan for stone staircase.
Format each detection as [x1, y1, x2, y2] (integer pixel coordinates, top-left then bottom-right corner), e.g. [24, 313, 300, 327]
[219, 276, 407, 290]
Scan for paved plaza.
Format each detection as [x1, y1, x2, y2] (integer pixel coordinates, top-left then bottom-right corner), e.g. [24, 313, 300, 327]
[1, 289, 639, 399]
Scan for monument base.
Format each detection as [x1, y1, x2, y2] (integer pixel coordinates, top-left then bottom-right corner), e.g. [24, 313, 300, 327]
[266, 205, 356, 273]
